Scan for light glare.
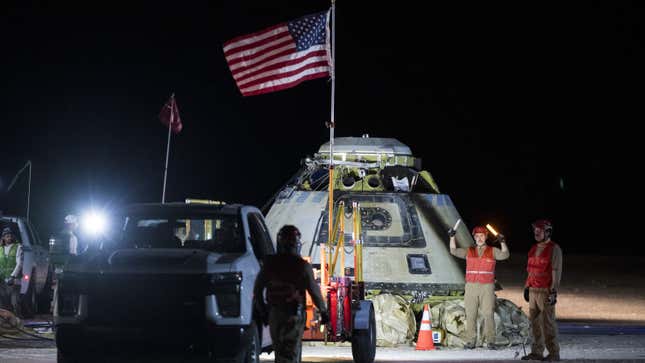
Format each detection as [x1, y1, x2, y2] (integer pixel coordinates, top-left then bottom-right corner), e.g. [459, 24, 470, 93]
[81, 211, 108, 236]
[485, 224, 498, 236]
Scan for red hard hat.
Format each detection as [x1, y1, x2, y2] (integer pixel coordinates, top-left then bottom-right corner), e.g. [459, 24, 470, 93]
[472, 226, 488, 236]
[277, 225, 302, 253]
[532, 219, 553, 231]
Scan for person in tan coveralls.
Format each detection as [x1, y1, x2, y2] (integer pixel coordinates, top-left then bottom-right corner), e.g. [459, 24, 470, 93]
[449, 225, 509, 349]
[521, 219, 562, 362]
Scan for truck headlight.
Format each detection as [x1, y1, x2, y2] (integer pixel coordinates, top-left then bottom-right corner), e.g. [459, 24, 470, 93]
[215, 292, 240, 317]
[209, 272, 242, 317]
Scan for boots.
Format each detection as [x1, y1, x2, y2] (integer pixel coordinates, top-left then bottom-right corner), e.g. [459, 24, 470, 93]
[521, 352, 544, 360]
[486, 342, 504, 350]
[543, 353, 561, 361]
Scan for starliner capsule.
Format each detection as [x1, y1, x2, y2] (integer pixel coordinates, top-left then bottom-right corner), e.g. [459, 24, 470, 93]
[263, 135, 474, 303]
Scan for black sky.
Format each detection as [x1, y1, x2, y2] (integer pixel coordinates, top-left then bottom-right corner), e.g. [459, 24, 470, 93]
[0, 1, 641, 253]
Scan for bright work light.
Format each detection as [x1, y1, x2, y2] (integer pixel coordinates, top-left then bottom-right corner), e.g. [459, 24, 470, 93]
[81, 210, 108, 236]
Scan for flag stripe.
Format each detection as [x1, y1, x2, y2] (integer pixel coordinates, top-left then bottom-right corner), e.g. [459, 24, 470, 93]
[223, 23, 287, 52]
[228, 43, 297, 71]
[238, 61, 329, 90]
[241, 72, 329, 97]
[233, 47, 328, 82]
[224, 33, 292, 62]
[226, 38, 294, 68]
[240, 66, 329, 96]
[229, 47, 302, 78]
[237, 54, 329, 87]
[224, 29, 290, 58]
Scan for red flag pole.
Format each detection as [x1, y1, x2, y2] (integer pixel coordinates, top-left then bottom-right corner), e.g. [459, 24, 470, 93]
[161, 93, 174, 203]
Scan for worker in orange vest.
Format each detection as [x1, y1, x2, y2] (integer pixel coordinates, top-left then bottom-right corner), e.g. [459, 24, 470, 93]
[521, 219, 562, 362]
[449, 225, 509, 349]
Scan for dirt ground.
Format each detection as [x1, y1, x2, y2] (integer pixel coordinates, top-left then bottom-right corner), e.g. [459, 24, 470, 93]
[1, 254, 645, 362]
[494, 253, 645, 324]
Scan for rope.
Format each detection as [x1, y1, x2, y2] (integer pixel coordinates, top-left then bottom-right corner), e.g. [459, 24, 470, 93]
[0, 334, 39, 341]
[16, 327, 54, 341]
[0, 310, 55, 341]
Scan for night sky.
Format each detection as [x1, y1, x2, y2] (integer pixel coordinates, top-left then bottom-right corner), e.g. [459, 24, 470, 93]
[0, 2, 640, 253]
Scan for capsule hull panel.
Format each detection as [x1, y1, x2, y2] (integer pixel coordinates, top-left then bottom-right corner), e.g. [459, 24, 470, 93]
[265, 191, 473, 295]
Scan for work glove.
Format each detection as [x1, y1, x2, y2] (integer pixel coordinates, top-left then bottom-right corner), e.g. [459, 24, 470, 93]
[4, 277, 15, 286]
[255, 302, 269, 326]
[523, 287, 530, 302]
[447, 228, 456, 237]
[319, 310, 330, 325]
[261, 309, 270, 326]
[547, 289, 557, 306]
[497, 234, 506, 244]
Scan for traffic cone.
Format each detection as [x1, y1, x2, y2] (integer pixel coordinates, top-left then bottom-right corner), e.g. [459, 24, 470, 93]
[415, 304, 435, 350]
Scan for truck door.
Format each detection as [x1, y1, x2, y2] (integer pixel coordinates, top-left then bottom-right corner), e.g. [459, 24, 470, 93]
[25, 221, 49, 288]
[247, 213, 274, 263]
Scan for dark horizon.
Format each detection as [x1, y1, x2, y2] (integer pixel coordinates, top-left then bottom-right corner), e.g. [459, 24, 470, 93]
[1, 2, 640, 254]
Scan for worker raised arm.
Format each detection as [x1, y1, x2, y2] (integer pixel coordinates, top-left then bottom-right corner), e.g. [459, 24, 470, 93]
[448, 227, 467, 259]
[448, 225, 509, 350]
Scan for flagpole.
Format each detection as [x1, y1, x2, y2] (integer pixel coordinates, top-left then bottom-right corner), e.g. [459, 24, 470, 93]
[7, 160, 32, 220]
[26, 160, 31, 220]
[323, 1, 336, 289]
[161, 94, 174, 204]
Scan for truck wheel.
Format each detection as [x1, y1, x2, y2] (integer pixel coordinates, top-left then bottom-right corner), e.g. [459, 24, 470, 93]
[351, 303, 376, 363]
[19, 272, 37, 318]
[37, 266, 54, 313]
[57, 349, 82, 363]
[212, 322, 260, 363]
[56, 326, 88, 362]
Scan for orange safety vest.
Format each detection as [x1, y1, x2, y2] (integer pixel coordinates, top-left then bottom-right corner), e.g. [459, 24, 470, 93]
[465, 246, 496, 284]
[525, 241, 556, 288]
[263, 254, 308, 307]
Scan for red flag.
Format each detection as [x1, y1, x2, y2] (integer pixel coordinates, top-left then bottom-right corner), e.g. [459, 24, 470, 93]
[223, 11, 331, 97]
[159, 94, 182, 134]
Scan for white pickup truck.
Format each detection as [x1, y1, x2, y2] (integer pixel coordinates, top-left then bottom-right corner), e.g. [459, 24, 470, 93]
[0, 214, 53, 317]
[54, 202, 275, 363]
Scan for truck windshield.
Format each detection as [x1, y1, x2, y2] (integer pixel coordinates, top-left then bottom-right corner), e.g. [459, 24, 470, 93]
[118, 214, 244, 253]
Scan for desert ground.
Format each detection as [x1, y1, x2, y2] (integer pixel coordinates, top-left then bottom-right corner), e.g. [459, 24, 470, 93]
[495, 253, 645, 324]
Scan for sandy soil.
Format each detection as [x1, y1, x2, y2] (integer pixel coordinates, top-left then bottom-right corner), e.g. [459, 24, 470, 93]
[5, 336, 645, 363]
[494, 254, 645, 324]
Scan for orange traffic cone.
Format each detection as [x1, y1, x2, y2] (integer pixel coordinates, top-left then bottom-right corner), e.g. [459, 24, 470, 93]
[416, 304, 435, 350]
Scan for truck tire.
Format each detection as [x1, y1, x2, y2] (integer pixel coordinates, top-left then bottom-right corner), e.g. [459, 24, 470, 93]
[212, 322, 260, 363]
[238, 321, 260, 363]
[57, 349, 82, 363]
[19, 271, 37, 318]
[351, 303, 376, 363]
[37, 266, 54, 313]
[56, 326, 89, 362]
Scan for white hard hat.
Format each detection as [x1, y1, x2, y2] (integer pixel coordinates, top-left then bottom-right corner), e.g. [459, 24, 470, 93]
[64, 214, 78, 225]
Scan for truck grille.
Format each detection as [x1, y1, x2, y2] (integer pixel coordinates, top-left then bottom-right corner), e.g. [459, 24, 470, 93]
[85, 274, 206, 327]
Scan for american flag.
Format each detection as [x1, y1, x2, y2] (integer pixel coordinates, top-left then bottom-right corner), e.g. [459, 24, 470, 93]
[223, 11, 332, 97]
